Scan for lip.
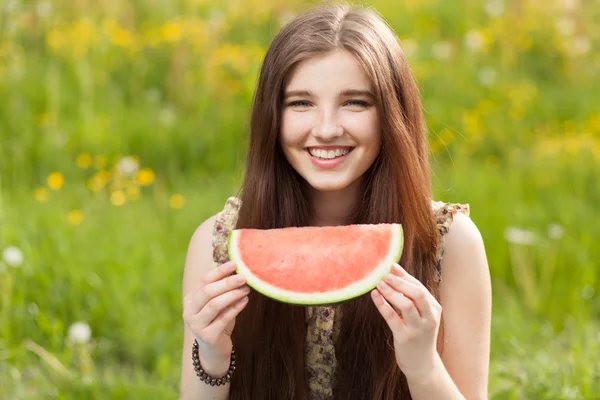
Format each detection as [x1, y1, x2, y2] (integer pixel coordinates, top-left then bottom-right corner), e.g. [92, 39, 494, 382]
[306, 148, 354, 169]
[305, 146, 354, 150]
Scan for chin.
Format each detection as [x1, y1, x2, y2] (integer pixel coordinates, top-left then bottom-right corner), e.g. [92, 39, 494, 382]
[304, 175, 358, 193]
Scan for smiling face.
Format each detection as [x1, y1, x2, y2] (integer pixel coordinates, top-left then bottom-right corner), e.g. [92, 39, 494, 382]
[280, 49, 382, 194]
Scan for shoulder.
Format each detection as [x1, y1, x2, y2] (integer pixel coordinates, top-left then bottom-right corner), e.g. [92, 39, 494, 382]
[430, 199, 489, 302]
[440, 209, 487, 276]
[181, 214, 220, 297]
[182, 196, 242, 296]
[435, 206, 491, 398]
[437, 203, 491, 331]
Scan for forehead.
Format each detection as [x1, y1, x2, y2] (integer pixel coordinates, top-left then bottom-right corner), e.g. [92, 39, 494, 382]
[285, 49, 373, 92]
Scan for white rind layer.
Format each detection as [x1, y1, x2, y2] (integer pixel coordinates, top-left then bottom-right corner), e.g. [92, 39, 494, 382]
[228, 224, 404, 306]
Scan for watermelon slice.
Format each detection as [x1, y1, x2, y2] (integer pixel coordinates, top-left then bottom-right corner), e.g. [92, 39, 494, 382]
[228, 224, 403, 305]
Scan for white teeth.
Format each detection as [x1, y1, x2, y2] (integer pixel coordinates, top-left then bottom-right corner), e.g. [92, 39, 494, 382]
[308, 148, 351, 159]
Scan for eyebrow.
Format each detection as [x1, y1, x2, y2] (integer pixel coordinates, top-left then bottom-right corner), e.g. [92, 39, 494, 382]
[283, 89, 376, 99]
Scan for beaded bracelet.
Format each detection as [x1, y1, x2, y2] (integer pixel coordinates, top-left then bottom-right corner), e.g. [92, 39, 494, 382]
[192, 339, 236, 386]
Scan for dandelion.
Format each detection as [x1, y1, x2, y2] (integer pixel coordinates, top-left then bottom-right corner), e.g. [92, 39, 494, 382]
[116, 156, 139, 177]
[432, 41, 453, 60]
[28, 303, 39, 315]
[34, 187, 49, 202]
[5, 0, 19, 13]
[464, 30, 486, 52]
[558, 0, 579, 11]
[548, 223, 565, 240]
[67, 210, 84, 225]
[158, 107, 177, 127]
[484, 0, 504, 18]
[170, 194, 186, 209]
[555, 17, 575, 37]
[137, 168, 155, 186]
[110, 191, 126, 206]
[277, 10, 296, 28]
[400, 38, 418, 58]
[478, 67, 497, 86]
[570, 36, 591, 56]
[2, 246, 24, 267]
[36, 1, 52, 18]
[144, 88, 161, 104]
[582, 285, 595, 300]
[504, 227, 538, 245]
[68, 321, 92, 344]
[47, 172, 64, 190]
[77, 154, 92, 169]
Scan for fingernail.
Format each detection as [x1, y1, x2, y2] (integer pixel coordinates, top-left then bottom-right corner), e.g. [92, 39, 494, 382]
[384, 273, 396, 283]
[241, 285, 251, 293]
[234, 275, 246, 284]
[378, 281, 390, 291]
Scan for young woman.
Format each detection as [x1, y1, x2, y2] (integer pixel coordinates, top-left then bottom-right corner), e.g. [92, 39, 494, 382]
[180, 3, 491, 399]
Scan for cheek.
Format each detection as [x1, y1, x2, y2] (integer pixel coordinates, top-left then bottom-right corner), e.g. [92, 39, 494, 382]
[281, 111, 313, 145]
[349, 113, 381, 148]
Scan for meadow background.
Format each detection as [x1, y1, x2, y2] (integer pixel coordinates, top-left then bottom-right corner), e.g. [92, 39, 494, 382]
[1, 0, 599, 398]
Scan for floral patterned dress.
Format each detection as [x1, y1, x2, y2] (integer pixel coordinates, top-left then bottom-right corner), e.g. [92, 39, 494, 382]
[211, 196, 470, 399]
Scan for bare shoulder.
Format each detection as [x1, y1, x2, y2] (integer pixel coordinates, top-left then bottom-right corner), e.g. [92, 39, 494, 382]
[437, 211, 491, 399]
[440, 211, 488, 280]
[439, 211, 490, 305]
[181, 214, 219, 299]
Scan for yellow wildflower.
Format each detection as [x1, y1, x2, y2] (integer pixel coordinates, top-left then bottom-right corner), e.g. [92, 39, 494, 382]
[93, 155, 107, 169]
[169, 194, 185, 209]
[47, 172, 64, 191]
[88, 177, 103, 192]
[46, 28, 63, 51]
[77, 153, 92, 169]
[34, 187, 49, 202]
[36, 113, 50, 127]
[126, 186, 141, 201]
[160, 20, 183, 42]
[137, 168, 155, 186]
[110, 191, 126, 206]
[67, 210, 84, 225]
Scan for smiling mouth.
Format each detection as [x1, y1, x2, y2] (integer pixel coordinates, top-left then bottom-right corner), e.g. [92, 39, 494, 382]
[306, 147, 354, 160]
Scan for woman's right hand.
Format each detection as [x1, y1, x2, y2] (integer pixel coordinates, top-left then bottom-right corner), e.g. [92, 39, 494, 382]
[182, 260, 250, 376]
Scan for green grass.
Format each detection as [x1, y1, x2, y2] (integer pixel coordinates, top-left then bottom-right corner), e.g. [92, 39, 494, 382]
[1, 0, 599, 398]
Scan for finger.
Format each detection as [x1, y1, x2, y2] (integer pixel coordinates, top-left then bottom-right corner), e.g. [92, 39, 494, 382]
[391, 264, 423, 286]
[371, 289, 404, 333]
[377, 280, 421, 326]
[197, 284, 251, 327]
[184, 261, 237, 300]
[204, 295, 250, 340]
[384, 270, 432, 318]
[190, 273, 247, 314]
[204, 261, 238, 286]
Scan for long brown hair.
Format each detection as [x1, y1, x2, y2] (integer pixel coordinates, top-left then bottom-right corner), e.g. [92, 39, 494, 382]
[230, 3, 440, 399]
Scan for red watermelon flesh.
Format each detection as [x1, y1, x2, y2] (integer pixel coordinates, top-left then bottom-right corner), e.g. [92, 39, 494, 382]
[228, 224, 403, 305]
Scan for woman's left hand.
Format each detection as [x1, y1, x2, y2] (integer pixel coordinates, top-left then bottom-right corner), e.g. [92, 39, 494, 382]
[371, 263, 443, 381]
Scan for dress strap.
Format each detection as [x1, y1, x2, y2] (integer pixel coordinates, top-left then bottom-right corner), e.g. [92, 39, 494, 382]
[212, 196, 242, 268]
[432, 201, 470, 282]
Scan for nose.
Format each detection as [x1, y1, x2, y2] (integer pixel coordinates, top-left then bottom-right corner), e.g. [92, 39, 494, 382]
[311, 108, 343, 140]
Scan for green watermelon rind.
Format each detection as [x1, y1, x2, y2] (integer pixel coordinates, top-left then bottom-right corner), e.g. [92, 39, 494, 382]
[227, 224, 404, 306]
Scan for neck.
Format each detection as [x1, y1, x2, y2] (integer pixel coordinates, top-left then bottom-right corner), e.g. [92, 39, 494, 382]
[307, 181, 361, 227]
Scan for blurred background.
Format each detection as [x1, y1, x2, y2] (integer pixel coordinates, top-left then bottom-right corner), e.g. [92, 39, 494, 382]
[0, 0, 599, 398]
